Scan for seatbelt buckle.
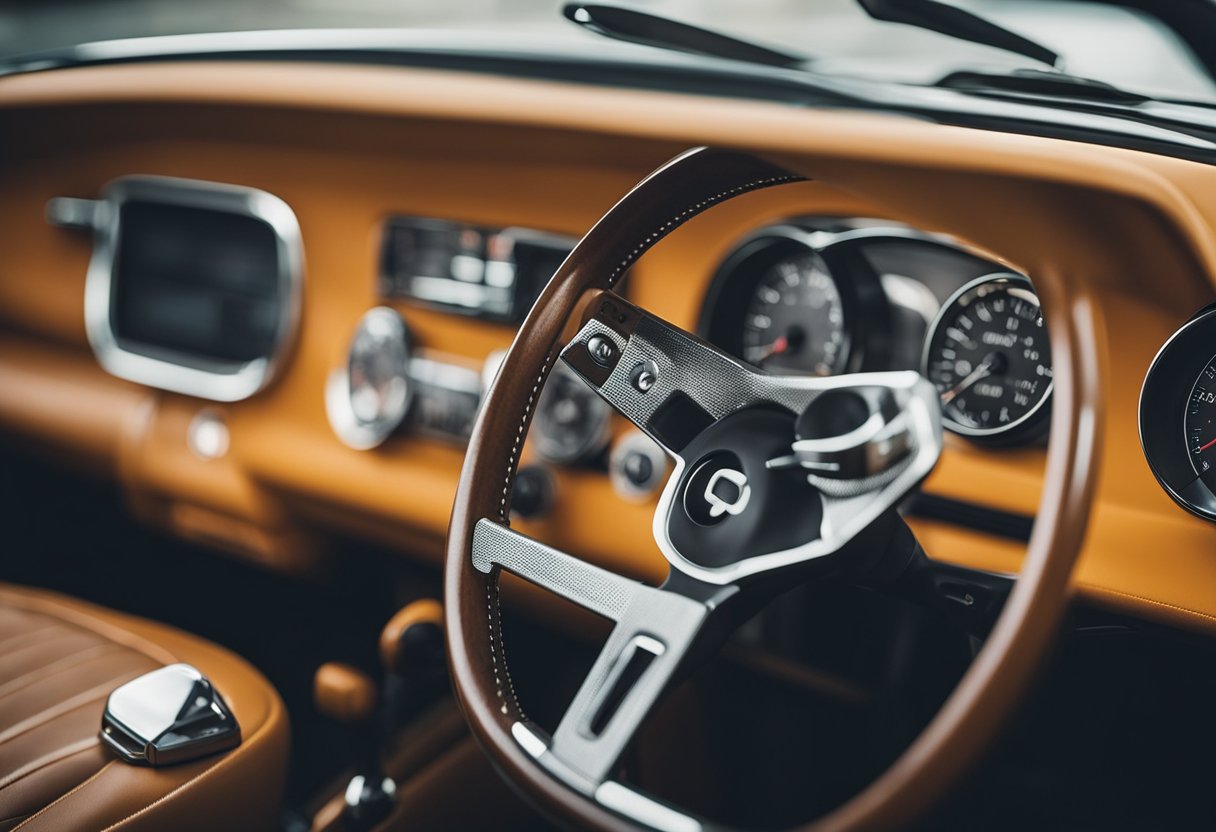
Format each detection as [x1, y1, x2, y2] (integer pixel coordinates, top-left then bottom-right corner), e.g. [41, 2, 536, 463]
[100, 663, 242, 766]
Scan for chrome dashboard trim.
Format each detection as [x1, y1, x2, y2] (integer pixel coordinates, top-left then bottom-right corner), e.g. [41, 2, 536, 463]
[325, 307, 414, 451]
[81, 175, 304, 402]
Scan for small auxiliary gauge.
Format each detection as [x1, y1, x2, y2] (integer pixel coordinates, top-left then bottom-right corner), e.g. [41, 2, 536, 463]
[326, 307, 413, 450]
[532, 363, 612, 464]
[922, 274, 1053, 444]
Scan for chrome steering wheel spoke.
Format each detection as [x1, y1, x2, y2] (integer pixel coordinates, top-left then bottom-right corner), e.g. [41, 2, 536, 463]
[544, 576, 734, 789]
[560, 292, 764, 461]
[472, 518, 738, 803]
[472, 518, 644, 621]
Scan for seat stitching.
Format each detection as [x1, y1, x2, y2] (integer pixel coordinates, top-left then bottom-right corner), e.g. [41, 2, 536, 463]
[0, 589, 177, 666]
[8, 692, 279, 832]
[0, 674, 146, 746]
[0, 737, 98, 791]
[0, 625, 66, 655]
[10, 761, 116, 832]
[0, 647, 132, 706]
[0, 631, 100, 674]
[0, 644, 122, 701]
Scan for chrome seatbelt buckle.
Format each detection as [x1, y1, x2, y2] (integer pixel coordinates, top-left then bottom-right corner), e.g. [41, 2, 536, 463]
[101, 663, 241, 766]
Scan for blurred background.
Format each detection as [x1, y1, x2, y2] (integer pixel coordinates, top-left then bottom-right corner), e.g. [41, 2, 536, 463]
[1, 0, 1213, 101]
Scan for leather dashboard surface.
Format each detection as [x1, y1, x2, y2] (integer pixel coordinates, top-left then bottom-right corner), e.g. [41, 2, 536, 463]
[1, 62, 1215, 633]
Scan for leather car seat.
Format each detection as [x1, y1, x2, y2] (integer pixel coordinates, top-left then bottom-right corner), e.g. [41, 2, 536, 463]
[0, 584, 288, 831]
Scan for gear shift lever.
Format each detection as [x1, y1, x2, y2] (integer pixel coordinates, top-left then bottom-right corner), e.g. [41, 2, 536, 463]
[314, 663, 395, 831]
[378, 599, 446, 720]
[314, 600, 448, 832]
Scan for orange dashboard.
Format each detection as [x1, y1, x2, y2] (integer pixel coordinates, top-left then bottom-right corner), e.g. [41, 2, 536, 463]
[3, 61, 1216, 634]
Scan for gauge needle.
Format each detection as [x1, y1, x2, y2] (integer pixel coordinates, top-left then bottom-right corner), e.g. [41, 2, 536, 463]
[752, 335, 789, 365]
[1199, 437, 1216, 454]
[941, 358, 994, 405]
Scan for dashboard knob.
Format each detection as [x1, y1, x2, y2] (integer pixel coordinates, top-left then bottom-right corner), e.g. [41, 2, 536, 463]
[622, 448, 654, 486]
[510, 465, 555, 519]
[609, 431, 668, 501]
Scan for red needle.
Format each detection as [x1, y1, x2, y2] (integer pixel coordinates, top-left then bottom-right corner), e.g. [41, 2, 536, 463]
[1200, 437, 1216, 454]
[754, 335, 789, 364]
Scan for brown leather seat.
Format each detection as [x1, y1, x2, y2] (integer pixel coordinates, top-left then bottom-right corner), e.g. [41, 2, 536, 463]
[0, 584, 288, 831]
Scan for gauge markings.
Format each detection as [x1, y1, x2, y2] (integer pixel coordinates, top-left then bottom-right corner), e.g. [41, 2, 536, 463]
[740, 251, 846, 377]
[1187, 376, 1216, 475]
[923, 274, 1052, 441]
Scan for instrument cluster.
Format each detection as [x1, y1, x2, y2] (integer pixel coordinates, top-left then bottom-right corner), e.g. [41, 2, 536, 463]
[700, 220, 1053, 445]
[324, 217, 1057, 521]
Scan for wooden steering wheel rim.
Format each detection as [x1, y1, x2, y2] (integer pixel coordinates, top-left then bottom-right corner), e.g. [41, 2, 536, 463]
[444, 146, 1100, 831]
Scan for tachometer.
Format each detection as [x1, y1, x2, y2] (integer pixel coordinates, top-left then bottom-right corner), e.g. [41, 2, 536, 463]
[700, 227, 887, 376]
[922, 274, 1052, 443]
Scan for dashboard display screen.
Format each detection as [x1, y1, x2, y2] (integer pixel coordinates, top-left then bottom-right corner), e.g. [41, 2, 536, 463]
[111, 201, 282, 364]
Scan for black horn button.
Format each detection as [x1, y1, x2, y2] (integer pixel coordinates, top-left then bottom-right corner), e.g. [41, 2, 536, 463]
[668, 405, 823, 570]
[683, 452, 748, 526]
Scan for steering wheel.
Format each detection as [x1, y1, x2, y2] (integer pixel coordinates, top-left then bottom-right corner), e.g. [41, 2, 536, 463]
[445, 148, 1098, 831]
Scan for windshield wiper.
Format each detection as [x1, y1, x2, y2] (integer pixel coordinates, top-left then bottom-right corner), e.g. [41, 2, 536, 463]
[856, 0, 1060, 69]
[855, 0, 1167, 106]
[937, 67, 1148, 104]
[562, 0, 1167, 110]
[562, 3, 807, 70]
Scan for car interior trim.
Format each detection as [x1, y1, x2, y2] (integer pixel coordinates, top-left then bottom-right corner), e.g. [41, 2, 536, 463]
[76, 175, 304, 403]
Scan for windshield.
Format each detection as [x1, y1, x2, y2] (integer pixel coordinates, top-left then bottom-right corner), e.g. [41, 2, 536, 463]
[3, 0, 1214, 102]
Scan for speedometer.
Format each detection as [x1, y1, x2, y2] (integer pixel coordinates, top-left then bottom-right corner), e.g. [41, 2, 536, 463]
[923, 274, 1052, 443]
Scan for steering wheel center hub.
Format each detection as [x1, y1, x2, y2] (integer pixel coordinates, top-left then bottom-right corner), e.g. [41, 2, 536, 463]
[669, 406, 823, 570]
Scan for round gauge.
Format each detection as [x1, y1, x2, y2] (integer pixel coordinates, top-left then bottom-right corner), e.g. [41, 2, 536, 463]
[532, 363, 612, 464]
[700, 227, 888, 376]
[922, 274, 1052, 443]
[740, 251, 846, 375]
[326, 307, 413, 450]
[1141, 305, 1216, 521]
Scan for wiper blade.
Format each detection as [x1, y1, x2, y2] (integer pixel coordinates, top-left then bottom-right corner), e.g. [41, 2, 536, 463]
[562, 2, 807, 70]
[857, 0, 1060, 70]
[938, 68, 1149, 105]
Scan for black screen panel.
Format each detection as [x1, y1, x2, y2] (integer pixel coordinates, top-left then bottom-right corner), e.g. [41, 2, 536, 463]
[111, 201, 282, 364]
